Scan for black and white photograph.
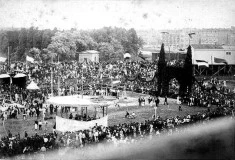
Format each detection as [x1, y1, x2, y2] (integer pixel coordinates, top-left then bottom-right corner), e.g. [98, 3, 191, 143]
[0, 0, 235, 159]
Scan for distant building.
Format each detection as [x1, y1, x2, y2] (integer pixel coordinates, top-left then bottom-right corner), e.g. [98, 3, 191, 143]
[78, 50, 99, 63]
[191, 44, 235, 65]
[137, 27, 235, 53]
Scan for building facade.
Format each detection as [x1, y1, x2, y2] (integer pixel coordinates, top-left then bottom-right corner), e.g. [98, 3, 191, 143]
[78, 50, 99, 63]
[191, 44, 235, 65]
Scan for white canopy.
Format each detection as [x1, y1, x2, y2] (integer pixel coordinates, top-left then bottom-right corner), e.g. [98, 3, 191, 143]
[0, 74, 10, 78]
[124, 53, 131, 58]
[14, 73, 26, 78]
[112, 80, 121, 85]
[26, 81, 40, 90]
[47, 95, 113, 108]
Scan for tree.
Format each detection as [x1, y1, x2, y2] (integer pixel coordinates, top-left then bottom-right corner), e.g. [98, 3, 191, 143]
[98, 42, 115, 62]
[18, 28, 28, 61]
[28, 47, 41, 62]
[182, 45, 193, 94]
[110, 38, 124, 60]
[157, 43, 166, 96]
[0, 32, 9, 56]
[47, 31, 77, 60]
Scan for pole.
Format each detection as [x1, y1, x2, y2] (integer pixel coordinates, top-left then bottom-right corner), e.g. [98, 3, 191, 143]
[154, 106, 157, 119]
[57, 55, 60, 96]
[8, 46, 12, 101]
[169, 46, 170, 61]
[211, 55, 213, 76]
[8, 46, 10, 73]
[82, 66, 83, 99]
[51, 57, 53, 97]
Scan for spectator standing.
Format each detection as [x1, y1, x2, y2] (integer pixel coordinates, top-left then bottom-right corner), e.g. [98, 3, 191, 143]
[35, 120, 38, 130]
[164, 96, 168, 105]
[155, 97, 160, 107]
[24, 131, 28, 138]
[39, 120, 42, 130]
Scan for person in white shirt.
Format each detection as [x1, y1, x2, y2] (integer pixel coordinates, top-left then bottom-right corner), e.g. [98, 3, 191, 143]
[38, 120, 42, 130]
[131, 112, 136, 118]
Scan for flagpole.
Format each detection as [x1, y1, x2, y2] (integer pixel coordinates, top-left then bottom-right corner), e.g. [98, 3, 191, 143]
[8, 46, 12, 101]
[211, 55, 213, 76]
[82, 64, 83, 99]
[8, 46, 10, 73]
[51, 57, 53, 97]
[57, 55, 60, 96]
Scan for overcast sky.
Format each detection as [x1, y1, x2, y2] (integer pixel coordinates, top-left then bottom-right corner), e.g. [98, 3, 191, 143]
[0, 0, 235, 30]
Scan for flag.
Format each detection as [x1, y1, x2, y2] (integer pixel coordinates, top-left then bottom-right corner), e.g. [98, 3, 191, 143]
[214, 57, 228, 64]
[138, 54, 146, 61]
[196, 60, 209, 68]
[10, 63, 15, 69]
[188, 33, 196, 39]
[0, 57, 6, 62]
[26, 56, 34, 63]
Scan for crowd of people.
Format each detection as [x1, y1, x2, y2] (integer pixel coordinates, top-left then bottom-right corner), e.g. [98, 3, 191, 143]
[0, 100, 234, 158]
[181, 77, 235, 108]
[0, 60, 235, 158]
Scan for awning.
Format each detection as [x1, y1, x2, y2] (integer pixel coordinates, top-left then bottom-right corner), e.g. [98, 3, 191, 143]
[124, 53, 131, 58]
[0, 74, 10, 78]
[14, 73, 27, 78]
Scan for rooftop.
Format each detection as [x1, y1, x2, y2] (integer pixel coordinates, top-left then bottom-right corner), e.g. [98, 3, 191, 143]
[191, 44, 224, 49]
[80, 50, 99, 54]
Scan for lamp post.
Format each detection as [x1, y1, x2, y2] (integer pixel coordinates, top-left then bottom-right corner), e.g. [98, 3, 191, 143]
[81, 63, 86, 99]
[161, 32, 169, 44]
[168, 45, 171, 61]
[57, 55, 60, 96]
[188, 32, 196, 45]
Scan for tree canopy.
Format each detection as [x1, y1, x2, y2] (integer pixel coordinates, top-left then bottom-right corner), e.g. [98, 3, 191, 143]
[0, 27, 144, 62]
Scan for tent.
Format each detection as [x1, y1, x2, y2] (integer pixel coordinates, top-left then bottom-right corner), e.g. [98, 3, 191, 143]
[124, 53, 131, 58]
[14, 73, 26, 78]
[0, 74, 10, 78]
[26, 81, 40, 90]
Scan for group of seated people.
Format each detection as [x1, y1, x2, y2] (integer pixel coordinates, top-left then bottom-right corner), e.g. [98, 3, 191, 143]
[68, 113, 96, 121]
[125, 111, 136, 119]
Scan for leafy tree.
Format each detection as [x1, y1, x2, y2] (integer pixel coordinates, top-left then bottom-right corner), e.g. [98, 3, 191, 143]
[18, 28, 28, 61]
[0, 32, 9, 56]
[98, 42, 115, 62]
[47, 31, 76, 60]
[28, 47, 41, 62]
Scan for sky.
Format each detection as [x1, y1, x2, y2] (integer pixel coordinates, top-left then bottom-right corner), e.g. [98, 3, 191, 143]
[0, 0, 235, 30]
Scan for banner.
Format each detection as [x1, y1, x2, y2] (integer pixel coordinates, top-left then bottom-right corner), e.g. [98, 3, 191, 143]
[56, 115, 108, 132]
[196, 60, 209, 68]
[214, 57, 227, 64]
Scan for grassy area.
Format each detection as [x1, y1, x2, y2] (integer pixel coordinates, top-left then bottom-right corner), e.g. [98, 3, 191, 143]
[0, 92, 214, 138]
